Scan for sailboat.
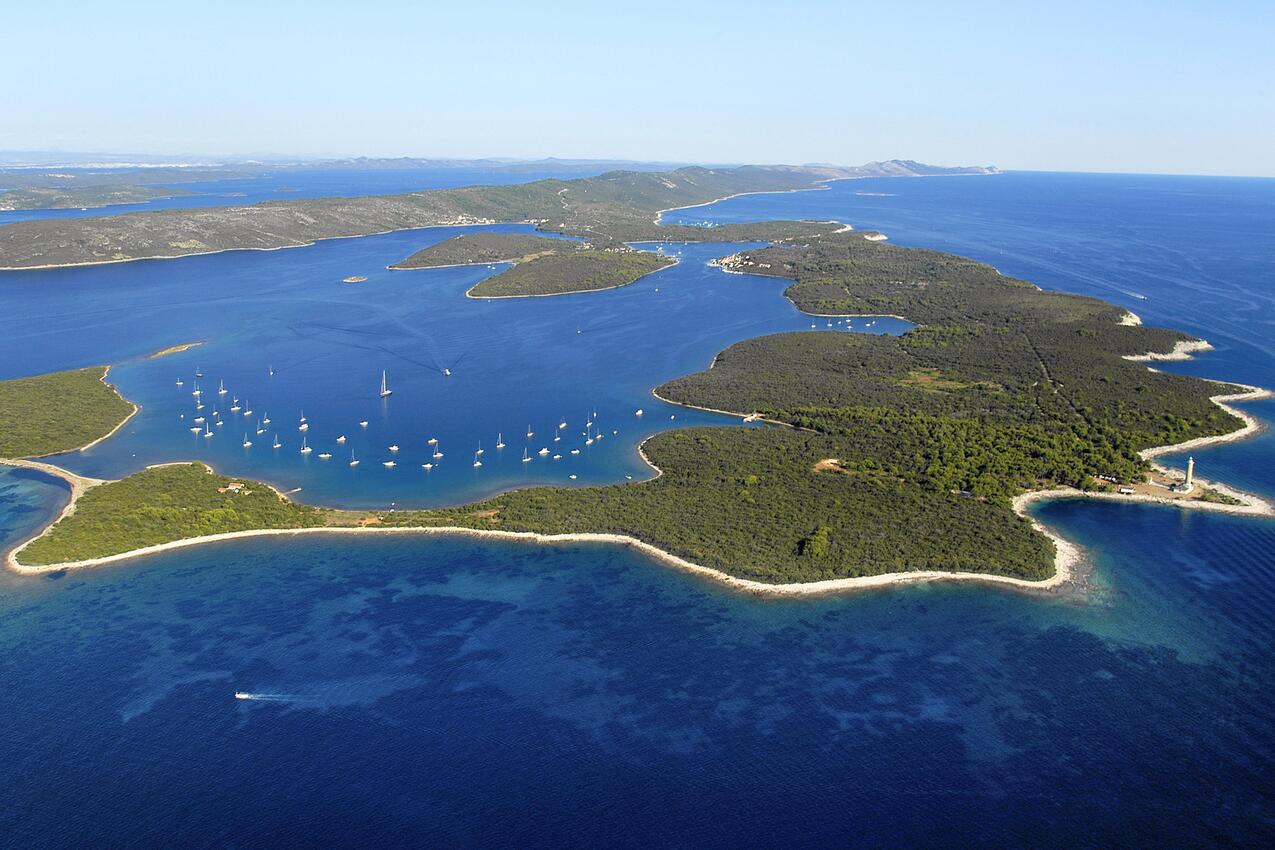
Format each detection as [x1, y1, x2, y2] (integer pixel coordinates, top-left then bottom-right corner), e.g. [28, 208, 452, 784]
[476, 441, 484, 456]
[175, 378, 184, 387]
[272, 434, 282, 449]
[242, 407, 252, 417]
[473, 451, 483, 469]
[262, 412, 271, 425]
[242, 433, 252, 448]
[349, 450, 360, 467]
[230, 397, 241, 412]
[495, 433, 505, 450]
[195, 366, 203, 378]
[336, 435, 347, 444]
[432, 443, 444, 459]
[553, 426, 560, 443]
[300, 436, 312, 454]
[218, 380, 227, 395]
[299, 421, 309, 432]
[203, 423, 213, 438]
[379, 370, 392, 398]
[526, 425, 534, 439]
[559, 419, 567, 430]
[522, 448, 531, 463]
[256, 420, 265, 435]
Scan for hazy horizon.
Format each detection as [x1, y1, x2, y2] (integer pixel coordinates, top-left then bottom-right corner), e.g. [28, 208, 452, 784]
[4, 150, 1275, 181]
[5, 0, 1274, 177]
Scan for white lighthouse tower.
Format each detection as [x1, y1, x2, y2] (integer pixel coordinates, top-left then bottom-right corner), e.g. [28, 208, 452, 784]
[1171, 456, 1196, 494]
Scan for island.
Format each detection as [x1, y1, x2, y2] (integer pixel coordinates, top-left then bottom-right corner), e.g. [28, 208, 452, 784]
[389, 232, 577, 269]
[468, 248, 675, 298]
[390, 231, 678, 297]
[0, 165, 253, 212]
[0, 160, 994, 269]
[0, 185, 195, 212]
[3, 231, 1269, 590]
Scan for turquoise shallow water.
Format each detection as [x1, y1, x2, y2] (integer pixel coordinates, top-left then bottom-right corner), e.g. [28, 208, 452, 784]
[2, 171, 1275, 846]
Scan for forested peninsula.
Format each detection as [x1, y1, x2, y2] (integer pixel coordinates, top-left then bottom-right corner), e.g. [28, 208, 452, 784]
[4, 230, 1266, 585]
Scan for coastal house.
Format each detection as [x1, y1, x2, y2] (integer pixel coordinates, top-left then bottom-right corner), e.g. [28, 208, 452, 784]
[217, 481, 253, 495]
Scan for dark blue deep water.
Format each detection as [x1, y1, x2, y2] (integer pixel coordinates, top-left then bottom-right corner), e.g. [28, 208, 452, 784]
[3, 171, 1275, 847]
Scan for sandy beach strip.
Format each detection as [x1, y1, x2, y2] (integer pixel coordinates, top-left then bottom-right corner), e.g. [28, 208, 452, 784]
[4, 514, 1080, 596]
[1124, 338, 1215, 362]
[145, 341, 202, 359]
[1140, 382, 1270, 459]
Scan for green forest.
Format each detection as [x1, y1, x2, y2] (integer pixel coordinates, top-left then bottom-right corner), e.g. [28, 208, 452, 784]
[19, 463, 328, 565]
[469, 249, 674, 297]
[10, 232, 1245, 584]
[392, 233, 1241, 581]
[0, 367, 135, 458]
[390, 232, 577, 269]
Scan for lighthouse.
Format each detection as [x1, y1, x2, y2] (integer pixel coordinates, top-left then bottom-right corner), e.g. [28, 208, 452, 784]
[1171, 456, 1196, 494]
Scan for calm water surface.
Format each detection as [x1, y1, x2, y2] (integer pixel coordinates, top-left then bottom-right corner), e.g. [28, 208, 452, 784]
[2, 171, 1274, 846]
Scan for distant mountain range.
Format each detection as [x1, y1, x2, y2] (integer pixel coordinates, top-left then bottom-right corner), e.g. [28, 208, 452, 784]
[0, 151, 997, 177]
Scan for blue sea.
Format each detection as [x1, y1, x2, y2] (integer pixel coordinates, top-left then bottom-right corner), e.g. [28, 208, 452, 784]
[2, 170, 1274, 847]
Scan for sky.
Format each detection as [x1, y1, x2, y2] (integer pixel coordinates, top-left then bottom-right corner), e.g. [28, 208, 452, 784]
[4, 0, 1273, 176]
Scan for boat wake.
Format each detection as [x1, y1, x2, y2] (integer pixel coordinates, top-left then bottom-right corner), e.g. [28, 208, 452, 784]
[234, 691, 300, 702]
